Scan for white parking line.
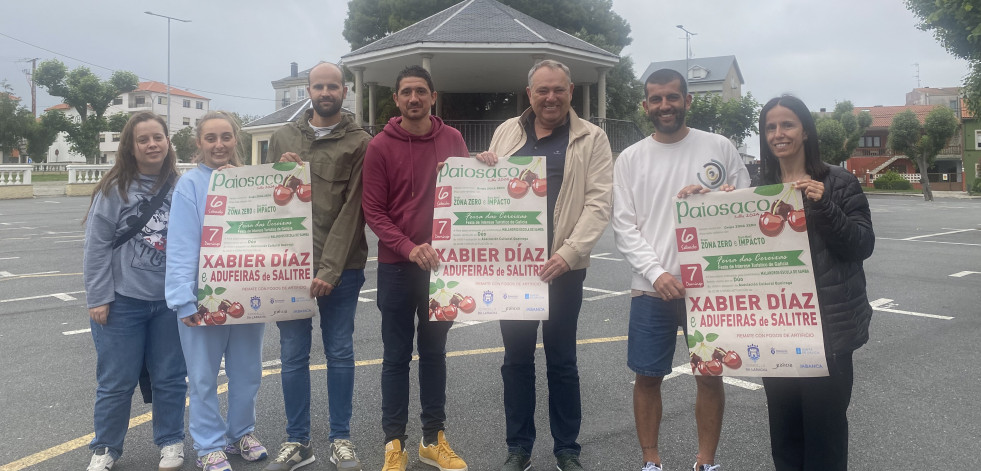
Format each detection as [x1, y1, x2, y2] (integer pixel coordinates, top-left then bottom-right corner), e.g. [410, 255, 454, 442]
[655, 365, 763, 390]
[902, 228, 976, 240]
[0, 256, 19, 261]
[590, 252, 623, 261]
[450, 320, 486, 329]
[0, 270, 60, 278]
[62, 328, 91, 336]
[949, 271, 981, 278]
[869, 298, 953, 320]
[0, 290, 85, 303]
[583, 286, 631, 301]
[878, 237, 981, 247]
[358, 288, 377, 303]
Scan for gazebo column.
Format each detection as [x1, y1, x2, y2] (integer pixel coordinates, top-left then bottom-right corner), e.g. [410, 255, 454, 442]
[367, 82, 377, 128]
[597, 67, 609, 119]
[582, 82, 592, 119]
[421, 54, 436, 116]
[353, 67, 365, 125]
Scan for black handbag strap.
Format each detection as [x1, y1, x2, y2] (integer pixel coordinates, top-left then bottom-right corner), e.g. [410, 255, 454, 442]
[113, 181, 172, 249]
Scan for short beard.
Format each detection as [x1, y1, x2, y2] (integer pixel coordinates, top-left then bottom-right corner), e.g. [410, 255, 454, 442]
[649, 108, 686, 135]
[312, 100, 342, 119]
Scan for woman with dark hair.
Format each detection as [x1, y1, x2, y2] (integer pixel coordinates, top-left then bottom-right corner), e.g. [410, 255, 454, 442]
[758, 95, 875, 470]
[166, 111, 267, 471]
[83, 111, 187, 471]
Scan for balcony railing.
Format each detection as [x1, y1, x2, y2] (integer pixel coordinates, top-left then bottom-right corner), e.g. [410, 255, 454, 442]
[852, 148, 894, 157]
[0, 165, 32, 185]
[67, 163, 196, 184]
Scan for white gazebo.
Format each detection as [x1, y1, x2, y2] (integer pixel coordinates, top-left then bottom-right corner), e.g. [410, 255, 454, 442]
[341, 0, 620, 126]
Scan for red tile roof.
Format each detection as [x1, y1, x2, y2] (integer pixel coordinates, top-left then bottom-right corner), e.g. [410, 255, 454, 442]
[136, 81, 208, 100]
[961, 98, 975, 119]
[44, 103, 72, 111]
[853, 105, 939, 128]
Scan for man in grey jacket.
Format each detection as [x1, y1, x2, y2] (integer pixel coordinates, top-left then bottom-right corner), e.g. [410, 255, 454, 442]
[265, 61, 371, 471]
[476, 59, 613, 471]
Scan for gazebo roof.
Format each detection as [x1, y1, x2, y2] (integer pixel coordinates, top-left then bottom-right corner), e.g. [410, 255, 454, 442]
[341, 0, 619, 92]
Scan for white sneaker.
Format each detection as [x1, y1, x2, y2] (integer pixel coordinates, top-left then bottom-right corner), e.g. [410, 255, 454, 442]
[87, 448, 114, 471]
[159, 443, 185, 471]
[642, 462, 663, 471]
[694, 464, 720, 471]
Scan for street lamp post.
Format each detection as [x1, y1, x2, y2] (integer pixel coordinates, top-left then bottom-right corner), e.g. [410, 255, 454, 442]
[145, 11, 190, 135]
[676, 25, 697, 81]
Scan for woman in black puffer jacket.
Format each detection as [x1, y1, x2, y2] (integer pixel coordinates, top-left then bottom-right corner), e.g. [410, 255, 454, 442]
[758, 95, 875, 471]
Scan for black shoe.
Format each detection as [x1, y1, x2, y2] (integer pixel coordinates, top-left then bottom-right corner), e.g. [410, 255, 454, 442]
[264, 442, 315, 471]
[555, 453, 583, 471]
[501, 452, 532, 471]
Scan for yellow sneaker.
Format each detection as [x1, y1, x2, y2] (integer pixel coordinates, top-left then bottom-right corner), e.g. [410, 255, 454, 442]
[382, 439, 408, 471]
[418, 431, 467, 471]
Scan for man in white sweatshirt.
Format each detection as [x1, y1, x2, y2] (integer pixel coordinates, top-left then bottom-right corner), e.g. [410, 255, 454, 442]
[612, 68, 750, 471]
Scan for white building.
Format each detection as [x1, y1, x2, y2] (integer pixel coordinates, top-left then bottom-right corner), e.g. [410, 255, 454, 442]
[271, 62, 357, 112]
[45, 81, 211, 163]
[640, 55, 744, 101]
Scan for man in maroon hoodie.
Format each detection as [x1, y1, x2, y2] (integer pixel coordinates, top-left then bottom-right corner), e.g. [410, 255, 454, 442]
[362, 65, 470, 471]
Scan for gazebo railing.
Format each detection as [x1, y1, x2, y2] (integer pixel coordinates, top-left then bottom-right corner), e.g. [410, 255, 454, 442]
[589, 117, 646, 154]
[363, 117, 645, 155]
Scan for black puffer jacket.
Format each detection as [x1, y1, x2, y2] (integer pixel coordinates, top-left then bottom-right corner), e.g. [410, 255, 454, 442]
[803, 165, 875, 355]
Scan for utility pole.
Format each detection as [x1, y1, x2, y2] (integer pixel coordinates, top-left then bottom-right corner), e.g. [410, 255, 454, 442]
[676, 25, 697, 80]
[18, 58, 38, 117]
[145, 11, 191, 135]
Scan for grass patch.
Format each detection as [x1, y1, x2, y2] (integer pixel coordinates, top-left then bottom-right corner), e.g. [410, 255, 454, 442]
[32, 173, 68, 182]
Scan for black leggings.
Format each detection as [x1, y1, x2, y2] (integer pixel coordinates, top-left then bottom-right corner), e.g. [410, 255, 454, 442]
[762, 352, 854, 471]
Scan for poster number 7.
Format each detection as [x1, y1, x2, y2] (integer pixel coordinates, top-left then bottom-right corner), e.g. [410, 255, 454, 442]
[681, 263, 704, 288]
[202, 226, 223, 247]
[432, 218, 452, 241]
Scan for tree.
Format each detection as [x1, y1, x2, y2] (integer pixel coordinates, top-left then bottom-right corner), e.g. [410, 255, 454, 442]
[228, 112, 258, 164]
[0, 81, 58, 163]
[686, 93, 761, 147]
[814, 101, 872, 165]
[342, 0, 643, 125]
[905, 0, 981, 115]
[22, 112, 62, 162]
[171, 126, 196, 162]
[0, 82, 28, 158]
[33, 59, 138, 163]
[888, 107, 959, 201]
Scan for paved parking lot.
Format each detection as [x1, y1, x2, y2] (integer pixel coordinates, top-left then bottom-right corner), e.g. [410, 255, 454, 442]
[0, 194, 979, 470]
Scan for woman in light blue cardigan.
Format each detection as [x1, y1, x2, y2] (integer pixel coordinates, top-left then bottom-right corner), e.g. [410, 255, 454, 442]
[165, 112, 267, 471]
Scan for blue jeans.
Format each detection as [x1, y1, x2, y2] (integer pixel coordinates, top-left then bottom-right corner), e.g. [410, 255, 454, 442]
[500, 268, 586, 457]
[377, 262, 452, 444]
[90, 294, 187, 460]
[277, 269, 365, 442]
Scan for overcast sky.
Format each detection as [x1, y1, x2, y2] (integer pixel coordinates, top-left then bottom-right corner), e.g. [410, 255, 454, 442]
[1, 0, 970, 155]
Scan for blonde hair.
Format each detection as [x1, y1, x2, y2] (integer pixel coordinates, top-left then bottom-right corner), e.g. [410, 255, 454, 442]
[193, 111, 244, 167]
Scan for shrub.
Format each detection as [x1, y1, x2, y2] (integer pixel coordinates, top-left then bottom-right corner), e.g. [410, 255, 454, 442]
[971, 178, 981, 195]
[873, 171, 912, 190]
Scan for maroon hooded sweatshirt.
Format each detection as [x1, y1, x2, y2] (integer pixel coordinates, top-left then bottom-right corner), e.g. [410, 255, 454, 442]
[362, 115, 469, 264]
